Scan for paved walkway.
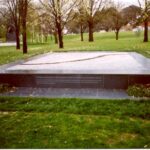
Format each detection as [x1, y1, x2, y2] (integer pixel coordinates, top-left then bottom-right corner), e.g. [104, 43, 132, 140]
[0, 42, 16, 47]
[0, 87, 131, 99]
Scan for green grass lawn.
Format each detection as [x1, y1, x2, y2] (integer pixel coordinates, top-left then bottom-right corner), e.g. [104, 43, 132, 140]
[0, 31, 150, 65]
[0, 97, 150, 148]
[0, 32, 150, 148]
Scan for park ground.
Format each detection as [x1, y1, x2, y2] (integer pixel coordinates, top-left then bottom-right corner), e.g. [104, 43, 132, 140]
[0, 31, 150, 148]
[0, 31, 150, 65]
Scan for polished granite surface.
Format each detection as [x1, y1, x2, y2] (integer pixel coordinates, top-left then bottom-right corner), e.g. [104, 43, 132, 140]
[1, 52, 150, 75]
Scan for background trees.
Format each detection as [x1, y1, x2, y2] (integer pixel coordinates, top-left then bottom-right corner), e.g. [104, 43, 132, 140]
[81, 0, 109, 42]
[95, 5, 127, 40]
[138, 0, 150, 42]
[40, 0, 77, 48]
[0, 0, 31, 53]
[0, 7, 8, 40]
[110, 3, 126, 40]
[0, 0, 21, 49]
[0, 0, 149, 51]
[66, 3, 87, 41]
[122, 5, 141, 26]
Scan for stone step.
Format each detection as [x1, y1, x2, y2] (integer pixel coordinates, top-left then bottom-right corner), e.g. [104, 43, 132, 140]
[0, 87, 130, 99]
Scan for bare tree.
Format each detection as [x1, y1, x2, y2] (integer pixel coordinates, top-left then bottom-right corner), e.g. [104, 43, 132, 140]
[110, 2, 126, 40]
[40, 7, 58, 44]
[138, 0, 150, 42]
[40, 0, 77, 49]
[82, 0, 108, 42]
[0, 7, 8, 40]
[76, 3, 87, 41]
[0, 0, 21, 49]
[66, 6, 87, 41]
[39, 12, 58, 44]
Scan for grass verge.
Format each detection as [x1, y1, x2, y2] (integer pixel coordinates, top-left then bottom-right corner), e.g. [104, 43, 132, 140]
[0, 97, 150, 148]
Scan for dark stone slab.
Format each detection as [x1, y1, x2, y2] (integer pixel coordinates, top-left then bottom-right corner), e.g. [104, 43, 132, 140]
[104, 75, 128, 89]
[0, 74, 150, 89]
[0, 52, 150, 89]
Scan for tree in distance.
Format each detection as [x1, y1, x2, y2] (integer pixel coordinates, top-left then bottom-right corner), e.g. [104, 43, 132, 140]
[66, 3, 87, 41]
[138, 0, 150, 42]
[81, 0, 109, 42]
[109, 2, 126, 40]
[0, 0, 21, 49]
[40, 0, 77, 49]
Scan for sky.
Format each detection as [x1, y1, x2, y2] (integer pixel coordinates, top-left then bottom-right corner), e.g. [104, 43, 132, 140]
[34, 0, 140, 7]
[114, 0, 139, 6]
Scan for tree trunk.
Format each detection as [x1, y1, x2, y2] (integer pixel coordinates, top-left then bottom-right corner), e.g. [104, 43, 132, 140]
[32, 26, 35, 43]
[22, 0, 28, 54]
[22, 22, 27, 54]
[32, 33, 34, 43]
[39, 33, 41, 43]
[50, 34, 53, 41]
[88, 19, 94, 42]
[57, 22, 63, 48]
[80, 24, 84, 41]
[143, 19, 148, 42]
[44, 35, 47, 42]
[41, 34, 44, 43]
[16, 27, 20, 49]
[105, 28, 109, 32]
[115, 30, 119, 40]
[58, 27, 63, 48]
[54, 31, 58, 44]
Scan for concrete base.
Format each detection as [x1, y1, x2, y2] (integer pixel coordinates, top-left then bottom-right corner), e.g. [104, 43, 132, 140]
[0, 52, 150, 89]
